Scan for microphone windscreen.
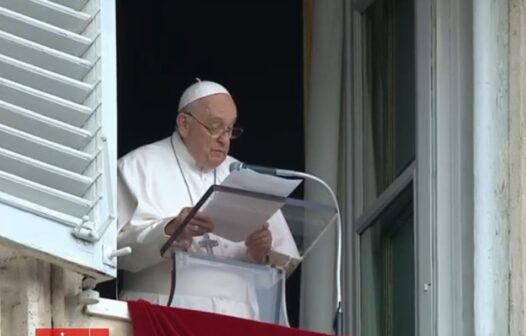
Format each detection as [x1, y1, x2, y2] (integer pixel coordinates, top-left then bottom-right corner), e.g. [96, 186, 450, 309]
[229, 161, 243, 172]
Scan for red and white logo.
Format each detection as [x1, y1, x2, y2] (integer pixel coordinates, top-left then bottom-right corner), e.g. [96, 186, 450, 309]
[36, 328, 109, 336]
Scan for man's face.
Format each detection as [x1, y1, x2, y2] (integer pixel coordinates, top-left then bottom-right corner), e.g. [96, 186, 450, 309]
[178, 93, 237, 170]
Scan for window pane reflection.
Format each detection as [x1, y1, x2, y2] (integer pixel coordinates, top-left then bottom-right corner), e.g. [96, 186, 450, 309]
[362, 0, 415, 208]
[360, 184, 415, 336]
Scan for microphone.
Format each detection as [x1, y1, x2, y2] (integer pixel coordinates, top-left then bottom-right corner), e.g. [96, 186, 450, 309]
[230, 160, 343, 328]
[229, 161, 283, 176]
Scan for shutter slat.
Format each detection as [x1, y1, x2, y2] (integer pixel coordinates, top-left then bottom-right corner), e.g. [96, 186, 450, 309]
[0, 148, 95, 196]
[0, 54, 94, 103]
[0, 100, 92, 149]
[0, 171, 92, 217]
[0, 31, 93, 80]
[0, 0, 91, 33]
[47, 0, 89, 12]
[0, 124, 93, 173]
[0, 191, 80, 227]
[0, 7, 93, 56]
[0, 77, 93, 127]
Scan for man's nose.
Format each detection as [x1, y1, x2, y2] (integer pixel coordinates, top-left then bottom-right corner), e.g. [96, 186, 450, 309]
[216, 130, 230, 144]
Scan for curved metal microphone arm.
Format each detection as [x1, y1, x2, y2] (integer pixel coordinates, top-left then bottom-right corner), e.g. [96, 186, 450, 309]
[275, 169, 343, 327]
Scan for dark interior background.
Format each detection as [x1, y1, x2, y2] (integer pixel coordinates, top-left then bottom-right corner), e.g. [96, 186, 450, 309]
[106, 0, 305, 326]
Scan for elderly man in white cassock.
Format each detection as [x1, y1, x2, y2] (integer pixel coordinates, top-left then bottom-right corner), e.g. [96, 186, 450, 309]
[117, 79, 300, 323]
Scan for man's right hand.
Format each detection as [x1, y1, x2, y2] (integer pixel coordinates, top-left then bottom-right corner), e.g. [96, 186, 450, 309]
[164, 207, 214, 241]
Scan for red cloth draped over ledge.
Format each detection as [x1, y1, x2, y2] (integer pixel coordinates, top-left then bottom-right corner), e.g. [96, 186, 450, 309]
[127, 300, 332, 336]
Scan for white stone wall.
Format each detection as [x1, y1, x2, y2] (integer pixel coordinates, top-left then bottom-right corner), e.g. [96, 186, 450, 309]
[0, 245, 131, 336]
[509, 0, 526, 334]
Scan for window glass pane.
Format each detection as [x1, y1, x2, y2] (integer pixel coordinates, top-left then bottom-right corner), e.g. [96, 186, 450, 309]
[363, 0, 415, 206]
[360, 184, 415, 336]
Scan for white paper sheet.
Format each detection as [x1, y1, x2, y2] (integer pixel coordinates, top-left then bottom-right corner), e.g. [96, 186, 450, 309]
[198, 170, 302, 242]
[220, 169, 302, 197]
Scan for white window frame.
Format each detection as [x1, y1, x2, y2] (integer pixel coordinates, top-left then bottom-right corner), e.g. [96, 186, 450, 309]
[347, 0, 475, 335]
[346, 0, 436, 335]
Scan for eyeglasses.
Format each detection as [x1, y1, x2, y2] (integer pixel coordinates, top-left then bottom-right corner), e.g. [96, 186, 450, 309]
[183, 112, 244, 140]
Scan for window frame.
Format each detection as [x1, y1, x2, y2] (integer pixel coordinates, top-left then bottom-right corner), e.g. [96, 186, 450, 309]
[347, 0, 435, 335]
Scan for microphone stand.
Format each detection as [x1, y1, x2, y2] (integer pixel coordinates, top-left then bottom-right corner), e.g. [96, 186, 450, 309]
[273, 169, 343, 336]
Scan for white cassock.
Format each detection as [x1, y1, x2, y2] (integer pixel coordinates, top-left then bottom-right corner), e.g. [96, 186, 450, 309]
[117, 132, 300, 322]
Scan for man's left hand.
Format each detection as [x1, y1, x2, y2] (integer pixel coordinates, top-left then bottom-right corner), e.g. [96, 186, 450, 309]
[245, 223, 272, 263]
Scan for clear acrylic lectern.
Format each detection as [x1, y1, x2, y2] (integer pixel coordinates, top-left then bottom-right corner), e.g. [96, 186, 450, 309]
[160, 184, 337, 325]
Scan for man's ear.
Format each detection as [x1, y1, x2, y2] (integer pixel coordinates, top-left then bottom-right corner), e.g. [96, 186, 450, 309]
[176, 113, 189, 137]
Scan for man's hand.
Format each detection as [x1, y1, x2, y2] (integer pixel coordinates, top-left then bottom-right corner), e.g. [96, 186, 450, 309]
[164, 207, 214, 241]
[245, 223, 272, 263]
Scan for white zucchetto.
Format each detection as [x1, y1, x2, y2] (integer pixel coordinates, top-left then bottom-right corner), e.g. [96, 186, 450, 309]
[178, 79, 230, 111]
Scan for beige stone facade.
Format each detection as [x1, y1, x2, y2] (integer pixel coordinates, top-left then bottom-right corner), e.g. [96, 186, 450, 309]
[0, 245, 130, 336]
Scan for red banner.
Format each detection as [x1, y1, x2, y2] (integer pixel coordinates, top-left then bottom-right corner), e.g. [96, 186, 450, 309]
[127, 300, 332, 336]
